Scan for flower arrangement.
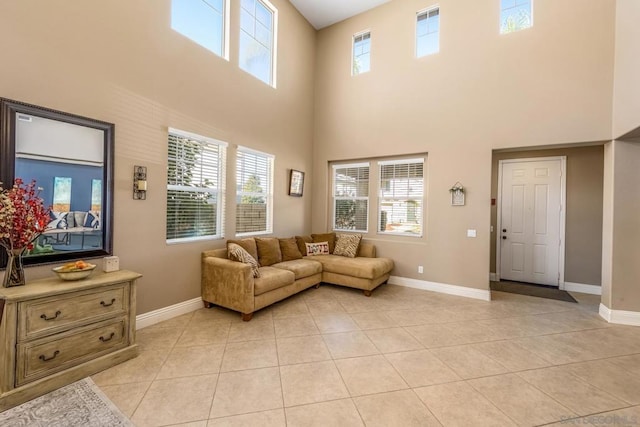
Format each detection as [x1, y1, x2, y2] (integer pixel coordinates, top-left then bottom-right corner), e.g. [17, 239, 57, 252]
[0, 179, 50, 287]
[0, 179, 50, 251]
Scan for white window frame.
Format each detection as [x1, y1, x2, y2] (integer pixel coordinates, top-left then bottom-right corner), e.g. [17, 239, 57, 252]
[332, 162, 370, 233]
[352, 30, 371, 76]
[416, 5, 440, 58]
[171, 0, 230, 60]
[236, 145, 274, 236]
[499, 0, 533, 34]
[239, 0, 278, 87]
[166, 127, 227, 244]
[377, 158, 425, 238]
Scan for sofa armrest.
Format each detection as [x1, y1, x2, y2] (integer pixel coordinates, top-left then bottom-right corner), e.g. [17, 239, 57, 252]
[201, 256, 255, 314]
[358, 242, 376, 258]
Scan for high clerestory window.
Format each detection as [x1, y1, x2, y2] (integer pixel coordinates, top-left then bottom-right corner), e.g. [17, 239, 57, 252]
[239, 0, 278, 87]
[171, 0, 229, 59]
[166, 128, 227, 243]
[352, 31, 371, 76]
[236, 147, 274, 235]
[416, 7, 440, 57]
[500, 0, 533, 34]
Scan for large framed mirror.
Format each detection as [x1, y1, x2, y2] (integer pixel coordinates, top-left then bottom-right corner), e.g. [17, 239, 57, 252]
[0, 98, 114, 268]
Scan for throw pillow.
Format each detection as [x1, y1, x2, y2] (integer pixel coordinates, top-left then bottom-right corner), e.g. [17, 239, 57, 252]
[334, 233, 362, 258]
[227, 243, 261, 278]
[279, 237, 303, 261]
[311, 233, 336, 253]
[295, 235, 312, 256]
[83, 211, 101, 229]
[47, 211, 68, 230]
[227, 238, 258, 261]
[255, 237, 282, 266]
[305, 241, 330, 256]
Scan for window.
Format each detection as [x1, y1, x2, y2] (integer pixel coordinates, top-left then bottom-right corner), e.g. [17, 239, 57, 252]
[332, 163, 370, 232]
[352, 31, 371, 75]
[171, 0, 228, 58]
[236, 147, 274, 235]
[239, 0, 277, 86]
[378, 159, 424, 236]
[416, 7, 440, 57]
[500, 0, 532, 34]
[166, 128, 227, 243]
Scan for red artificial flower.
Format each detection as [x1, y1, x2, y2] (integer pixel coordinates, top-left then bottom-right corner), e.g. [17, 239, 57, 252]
[0, 179, 51, 252]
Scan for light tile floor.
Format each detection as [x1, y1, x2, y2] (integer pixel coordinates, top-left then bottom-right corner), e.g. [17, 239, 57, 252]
[93, 284, 640, 427]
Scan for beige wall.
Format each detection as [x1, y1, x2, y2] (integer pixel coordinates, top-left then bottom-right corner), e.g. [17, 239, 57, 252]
[490, 146, 604, 286]
[602, 140, 640, 312]
[0, 0, 316, 314]
[313, 0, 615, 290]
[612, 0, 640, 138]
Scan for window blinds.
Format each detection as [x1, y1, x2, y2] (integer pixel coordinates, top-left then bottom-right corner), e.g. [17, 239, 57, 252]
[333, 163, 370, 232]
[378, 159, 424, 236]
[236, 146, 274, 235]
[166, 129, 226, 242]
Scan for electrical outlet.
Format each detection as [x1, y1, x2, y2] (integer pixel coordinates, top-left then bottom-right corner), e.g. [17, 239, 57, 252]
[103, 256, 120, 272]
[418, 265, 424, 274]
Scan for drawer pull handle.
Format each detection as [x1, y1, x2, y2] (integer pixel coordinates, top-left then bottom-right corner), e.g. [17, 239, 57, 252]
[100, 299, 116, 307]
[39, 350, 60, 362]
[40, 311, 62, 321]
[99, 332, 116, 342]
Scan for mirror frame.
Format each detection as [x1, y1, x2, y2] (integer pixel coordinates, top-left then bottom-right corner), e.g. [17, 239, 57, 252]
[0, 98, 114, 268]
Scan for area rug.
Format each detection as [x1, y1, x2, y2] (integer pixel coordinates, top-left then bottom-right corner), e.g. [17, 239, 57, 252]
[491, 280, 578, 303]
[0, 378, 132, 427]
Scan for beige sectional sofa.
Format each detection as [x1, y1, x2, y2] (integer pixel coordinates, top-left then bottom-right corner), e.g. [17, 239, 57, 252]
[201, 235, 394, 321]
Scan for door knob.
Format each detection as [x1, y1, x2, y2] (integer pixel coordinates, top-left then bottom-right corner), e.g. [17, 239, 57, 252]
[502, 229, 507, 232]
[502, 236, 507, 240]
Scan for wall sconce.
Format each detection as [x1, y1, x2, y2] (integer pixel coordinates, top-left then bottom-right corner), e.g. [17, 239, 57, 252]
[133, 165, 147, 200]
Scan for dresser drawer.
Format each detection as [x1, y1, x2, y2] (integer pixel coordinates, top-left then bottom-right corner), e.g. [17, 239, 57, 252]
[16, 318, 127, 386]
[19, 284, 128, 340]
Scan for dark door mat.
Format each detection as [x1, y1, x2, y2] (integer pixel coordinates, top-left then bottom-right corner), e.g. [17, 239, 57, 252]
[491, 281, 578, 303]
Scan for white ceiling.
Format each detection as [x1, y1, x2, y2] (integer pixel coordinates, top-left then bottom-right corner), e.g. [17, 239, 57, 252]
[289, 0, 392, 30]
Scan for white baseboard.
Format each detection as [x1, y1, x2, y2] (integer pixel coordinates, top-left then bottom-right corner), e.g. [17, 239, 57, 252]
[136, 297, 203, 330]
[564, 282, 602, 295]
[388, 276, 492, 301]
[489, 273, 498, 282]
[599, 303, 640, 326]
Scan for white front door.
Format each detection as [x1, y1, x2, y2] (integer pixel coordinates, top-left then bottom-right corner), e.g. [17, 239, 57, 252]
[499, 158, 564, 286]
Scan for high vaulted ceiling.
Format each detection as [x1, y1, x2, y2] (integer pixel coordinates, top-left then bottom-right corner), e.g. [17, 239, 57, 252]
[289, 0, 392, 29]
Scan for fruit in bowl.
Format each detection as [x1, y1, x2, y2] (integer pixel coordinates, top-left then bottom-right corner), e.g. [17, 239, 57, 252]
[53, 260, 96, 281]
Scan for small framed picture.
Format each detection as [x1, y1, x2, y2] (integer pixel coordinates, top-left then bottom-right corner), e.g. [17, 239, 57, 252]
[288, 169, 305, 197]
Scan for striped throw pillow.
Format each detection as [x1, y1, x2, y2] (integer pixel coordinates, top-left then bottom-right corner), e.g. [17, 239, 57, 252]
[333, 233, 362, 258]
[228, 243, 261, 278]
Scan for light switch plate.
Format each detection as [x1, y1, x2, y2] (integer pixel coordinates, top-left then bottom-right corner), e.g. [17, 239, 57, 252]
[103, 256, 120, 272]
[467, 229, 477, 238]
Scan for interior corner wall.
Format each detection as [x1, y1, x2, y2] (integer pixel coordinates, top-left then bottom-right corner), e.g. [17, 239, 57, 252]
[490, 146, 604, 286]
[601, 140, 640, 313]
[312, 0, 615, 291]
[612, 0, 640, 138]
[0, 0, 316, 314]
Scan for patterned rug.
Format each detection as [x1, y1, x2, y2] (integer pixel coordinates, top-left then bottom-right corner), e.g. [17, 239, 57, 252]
[0, 378, 132, 427]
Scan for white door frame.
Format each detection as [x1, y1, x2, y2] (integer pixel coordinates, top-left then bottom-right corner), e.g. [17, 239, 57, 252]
[496, 156, 567, 289]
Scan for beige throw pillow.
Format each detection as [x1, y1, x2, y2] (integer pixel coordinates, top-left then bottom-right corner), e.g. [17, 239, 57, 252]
[333, 233, 362, 258]
[279, 237, 303, 261]
[255, 237, 282, 266]
[305, 241, 330, 256]
[227, 243, 261, 278]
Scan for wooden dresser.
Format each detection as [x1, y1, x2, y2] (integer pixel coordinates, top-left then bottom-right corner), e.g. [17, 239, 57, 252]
[0, 270, 141, 411]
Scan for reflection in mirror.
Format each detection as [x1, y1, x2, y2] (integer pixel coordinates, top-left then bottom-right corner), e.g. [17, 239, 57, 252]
[0, 98, 114, 268]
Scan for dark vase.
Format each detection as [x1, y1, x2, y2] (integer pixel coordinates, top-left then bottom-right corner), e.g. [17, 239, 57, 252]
[3, 248, 26, 287]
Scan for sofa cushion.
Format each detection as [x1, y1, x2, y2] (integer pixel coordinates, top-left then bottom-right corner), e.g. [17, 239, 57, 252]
[279, 237, 303, 261]
[305, 241, 330, 256]
[311, 232, 336, 253]
[255, 237, 282, 266]
[228, 243, 261, 278]
[228, 238, 258, 261]
[309, 255, 393, 280]
[272, 259, 322, 280]
[295, 235, 312, 256]
[254, 266, 295, 296]
[334, 233, 362, 258]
